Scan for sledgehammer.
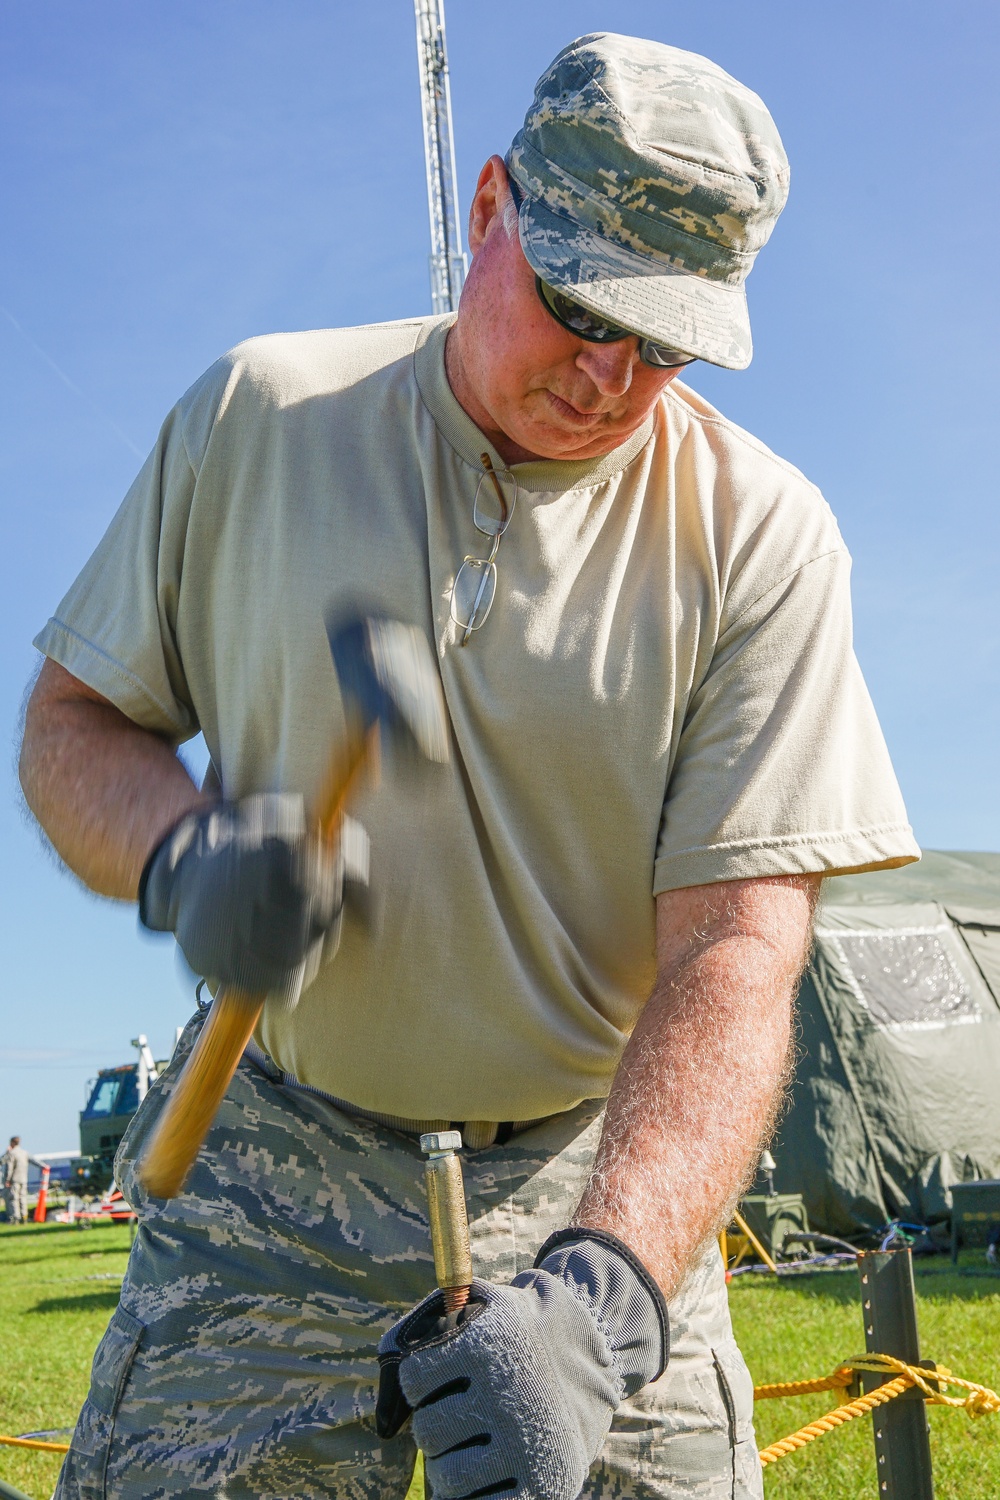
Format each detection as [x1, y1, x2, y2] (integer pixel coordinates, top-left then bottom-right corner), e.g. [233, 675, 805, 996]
[137, 614, 450, 1201]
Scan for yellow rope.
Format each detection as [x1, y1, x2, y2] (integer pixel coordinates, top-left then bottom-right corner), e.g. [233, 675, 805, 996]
[0, 1433, 71, 1452]
[758, 1374, 912, 1464]
[754, 1366, 853, 1401]
[755, 1352, 1000, 1466]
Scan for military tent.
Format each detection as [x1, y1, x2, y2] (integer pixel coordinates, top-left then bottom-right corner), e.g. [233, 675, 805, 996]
[770, 852, 1000, 1236]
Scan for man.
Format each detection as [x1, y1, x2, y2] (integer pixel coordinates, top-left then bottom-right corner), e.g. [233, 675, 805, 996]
[20, 32, 918, 1500]
[2, 1137, 32, 1224]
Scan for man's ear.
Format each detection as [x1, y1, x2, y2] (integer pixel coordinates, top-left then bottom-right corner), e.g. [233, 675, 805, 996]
[467, 155, 508, 257]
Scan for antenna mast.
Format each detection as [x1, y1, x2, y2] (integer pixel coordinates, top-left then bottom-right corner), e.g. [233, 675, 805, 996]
[414, 0, 467, 314]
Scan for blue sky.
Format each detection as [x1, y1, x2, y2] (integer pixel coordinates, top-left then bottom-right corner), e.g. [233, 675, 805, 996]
[1, 2, 997, 1151]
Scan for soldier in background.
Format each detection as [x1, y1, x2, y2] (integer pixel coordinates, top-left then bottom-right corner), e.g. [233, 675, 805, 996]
[2, 1136, 34, 1224]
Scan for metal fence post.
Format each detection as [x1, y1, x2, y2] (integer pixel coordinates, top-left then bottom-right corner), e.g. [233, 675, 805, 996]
[857, 1248, 935, 1499]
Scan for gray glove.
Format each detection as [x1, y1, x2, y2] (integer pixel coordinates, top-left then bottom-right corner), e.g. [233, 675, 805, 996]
[376, 1228, 669, 1500]
[139, 794, 369, 1007]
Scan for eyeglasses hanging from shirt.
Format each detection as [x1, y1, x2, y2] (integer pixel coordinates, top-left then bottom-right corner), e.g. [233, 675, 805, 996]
[450, 453, 519, 645]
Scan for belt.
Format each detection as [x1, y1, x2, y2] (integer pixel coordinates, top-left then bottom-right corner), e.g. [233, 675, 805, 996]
[242, 1040, 550, 1150]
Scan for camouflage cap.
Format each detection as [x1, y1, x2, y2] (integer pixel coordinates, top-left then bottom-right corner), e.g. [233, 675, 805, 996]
[507, 34, 790, 369]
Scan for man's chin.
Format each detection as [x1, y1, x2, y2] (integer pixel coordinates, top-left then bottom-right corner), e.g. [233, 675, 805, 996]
[511, 422, 628, 462]
[500, 406, 631, 462]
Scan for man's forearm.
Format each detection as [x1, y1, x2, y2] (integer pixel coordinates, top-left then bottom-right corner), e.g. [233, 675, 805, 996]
[19, 659, 211, 901]
[573, 875, 819, 1296]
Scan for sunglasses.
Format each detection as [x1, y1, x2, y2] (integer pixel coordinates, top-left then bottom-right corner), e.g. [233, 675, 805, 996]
[535, 276, 697, 370]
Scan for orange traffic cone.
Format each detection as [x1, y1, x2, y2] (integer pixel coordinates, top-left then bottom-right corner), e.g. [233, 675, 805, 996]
[33, 1164, 50, 1224]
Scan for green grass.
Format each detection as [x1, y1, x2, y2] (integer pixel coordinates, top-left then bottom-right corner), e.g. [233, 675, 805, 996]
[0, 1220, 132, 1500]
[2, 1225, 999, 1499]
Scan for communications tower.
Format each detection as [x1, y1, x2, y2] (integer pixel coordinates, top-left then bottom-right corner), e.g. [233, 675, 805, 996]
[413, 0, 467, 314]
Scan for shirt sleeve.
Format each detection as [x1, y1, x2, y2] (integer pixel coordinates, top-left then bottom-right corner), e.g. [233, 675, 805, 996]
[32, 370, 224, 739]
[654, 547, 920, 892]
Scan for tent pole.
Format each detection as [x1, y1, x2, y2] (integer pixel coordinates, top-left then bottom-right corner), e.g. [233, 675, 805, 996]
[731, 1209, 779, 1273]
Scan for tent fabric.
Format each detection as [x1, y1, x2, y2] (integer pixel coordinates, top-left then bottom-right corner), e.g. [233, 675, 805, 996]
[946, 910, 1000, 1001]
[771, 852, 1000, 1235]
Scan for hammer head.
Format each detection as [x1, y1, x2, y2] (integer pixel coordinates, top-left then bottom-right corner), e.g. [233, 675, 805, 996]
[327, 613, 450, 766]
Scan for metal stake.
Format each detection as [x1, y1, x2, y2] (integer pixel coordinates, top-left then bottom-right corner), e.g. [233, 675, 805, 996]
[420, 1130, 473, 1311]
[857, 1248, 935, 1499]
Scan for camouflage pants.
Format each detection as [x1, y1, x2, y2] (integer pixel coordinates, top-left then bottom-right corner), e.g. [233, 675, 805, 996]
[4, 1182, 27, 1223]
[56, 1018, 762, 1500]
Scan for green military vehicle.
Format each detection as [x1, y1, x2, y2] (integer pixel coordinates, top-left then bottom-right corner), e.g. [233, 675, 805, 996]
[72, 1035, 174, 1194]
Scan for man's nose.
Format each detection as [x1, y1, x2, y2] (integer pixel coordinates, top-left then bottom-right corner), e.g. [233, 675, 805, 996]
[573, 339, 637, 396]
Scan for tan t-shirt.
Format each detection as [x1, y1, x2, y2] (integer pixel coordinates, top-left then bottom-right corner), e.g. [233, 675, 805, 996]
[35, 315, 919, 1120]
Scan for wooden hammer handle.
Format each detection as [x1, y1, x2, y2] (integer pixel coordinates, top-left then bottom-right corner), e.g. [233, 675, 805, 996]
[315, 724, 379, 836]
[137, 988, 264, 1201]
[136, 727, 379, 1201]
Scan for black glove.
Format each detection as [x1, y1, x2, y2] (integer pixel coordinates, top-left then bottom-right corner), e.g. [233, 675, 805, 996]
[376, 1228, 669, 1500]
[139, 794, 368, 1007]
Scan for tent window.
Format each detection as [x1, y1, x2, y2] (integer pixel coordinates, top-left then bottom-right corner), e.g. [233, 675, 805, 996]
[836, 930, 980, 1031]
